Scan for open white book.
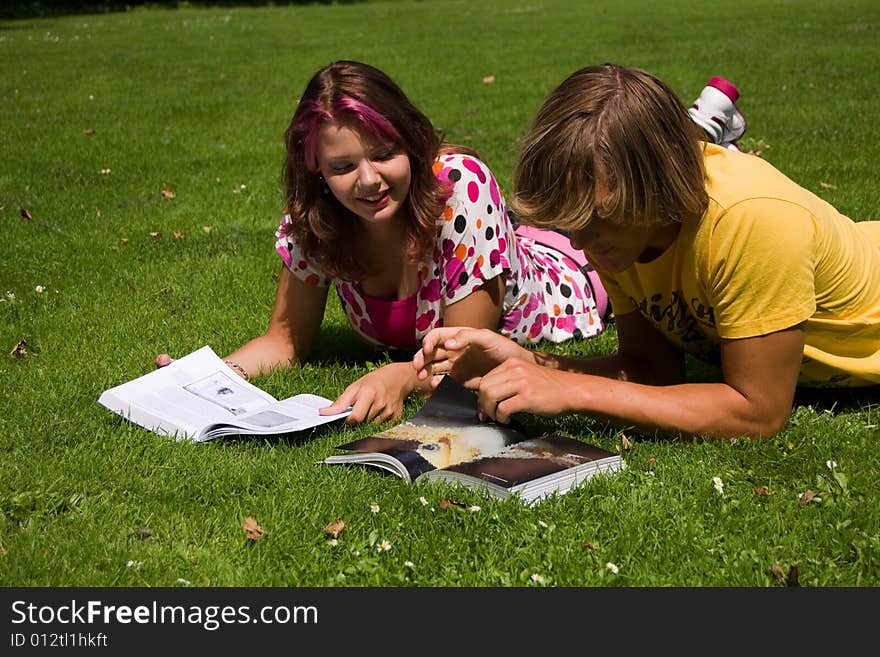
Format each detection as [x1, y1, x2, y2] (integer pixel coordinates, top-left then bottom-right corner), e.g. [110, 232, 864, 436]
[322, 376, 624, 505]
[98, 346, 351, 442]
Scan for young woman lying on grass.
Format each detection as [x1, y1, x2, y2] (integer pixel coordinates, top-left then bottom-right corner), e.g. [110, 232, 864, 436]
[413, 64, 880, 440]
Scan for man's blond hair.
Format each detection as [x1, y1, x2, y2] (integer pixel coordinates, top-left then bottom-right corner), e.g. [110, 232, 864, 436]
[513, 64, 708, 231]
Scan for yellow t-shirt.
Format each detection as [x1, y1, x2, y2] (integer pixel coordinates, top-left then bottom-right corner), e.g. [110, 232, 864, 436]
[596, 143, 880, 387]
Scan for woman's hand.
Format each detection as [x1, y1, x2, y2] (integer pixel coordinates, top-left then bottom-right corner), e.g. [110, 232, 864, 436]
[413, 326, 534, 389]
[320, 362, 417, 425]
[155, 353, 175, 368]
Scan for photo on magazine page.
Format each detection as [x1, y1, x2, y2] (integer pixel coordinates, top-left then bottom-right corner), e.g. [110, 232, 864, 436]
[433, 435, 619, 488]
[331, 376, 530, 479]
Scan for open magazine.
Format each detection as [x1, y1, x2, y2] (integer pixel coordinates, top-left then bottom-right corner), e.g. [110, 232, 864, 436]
[322, 376, 624, 505]
[98, 345, 351, 442]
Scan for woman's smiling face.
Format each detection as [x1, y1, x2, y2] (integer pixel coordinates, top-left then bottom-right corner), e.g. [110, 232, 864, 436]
[315, 121, 412, 225]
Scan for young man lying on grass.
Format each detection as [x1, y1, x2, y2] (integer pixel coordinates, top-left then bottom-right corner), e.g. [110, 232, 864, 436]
[413, 64, 880, 440]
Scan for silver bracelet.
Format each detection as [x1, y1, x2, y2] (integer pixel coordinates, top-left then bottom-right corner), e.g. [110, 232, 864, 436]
[223, 359, 250, 381]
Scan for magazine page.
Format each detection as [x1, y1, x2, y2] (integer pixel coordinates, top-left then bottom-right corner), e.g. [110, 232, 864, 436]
[98, 346, 280, 439]
[326, 376, 528, 481]
[199, 394, 352, 442]
[422, 435, 622, 499]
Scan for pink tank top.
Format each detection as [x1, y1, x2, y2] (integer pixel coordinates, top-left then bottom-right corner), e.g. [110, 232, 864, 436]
[360, 290, 419, 350]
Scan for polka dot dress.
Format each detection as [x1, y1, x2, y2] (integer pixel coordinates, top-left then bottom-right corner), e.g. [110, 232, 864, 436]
[275, 153, 603, 350]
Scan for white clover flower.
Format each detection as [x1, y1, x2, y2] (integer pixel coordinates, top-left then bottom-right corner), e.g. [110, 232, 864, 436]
[712, 476, 725, 495]
[125, 560, 142, 569]
[418, 496, 428, 506]
[377, 540, 392, 552]
[530, 573, 544, 584]
[468, 505, 481, 513]
[34, 285, 45, 293]
[605, 562, 619, 575]
[537, 520, 548, 528]
[404, 560, 415, 569]
[326, 538, 338, 547]
[3, 291, 15, 301]
[175, 578, 191, 586]
[826, 460, 837, 470]
[370, 502, 380, 513]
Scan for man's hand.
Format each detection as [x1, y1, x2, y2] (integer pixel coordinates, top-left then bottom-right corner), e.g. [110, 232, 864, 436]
[475, 359, 573, 424]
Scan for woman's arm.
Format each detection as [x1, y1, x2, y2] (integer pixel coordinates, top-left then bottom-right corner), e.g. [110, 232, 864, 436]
[532, 310, 687, 384]
[321, 275, 506, 423]
[222, 266, 329, 378]
[413, 309, 684, 387]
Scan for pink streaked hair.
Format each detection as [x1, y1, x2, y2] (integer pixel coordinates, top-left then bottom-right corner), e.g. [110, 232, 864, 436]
[295, 96, 403, 171]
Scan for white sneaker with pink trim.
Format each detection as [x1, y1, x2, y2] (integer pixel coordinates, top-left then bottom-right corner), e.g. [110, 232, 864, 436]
[688, 76, 747, 149]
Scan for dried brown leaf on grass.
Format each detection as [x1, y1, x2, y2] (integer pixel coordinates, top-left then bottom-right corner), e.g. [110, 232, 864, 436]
[819, 181, 837, 190]
[132, 526, 155, 541]
[440, 498, 468, 510]
[482, 75, 496, 84]
[172, 231, 185, 240]
[746, 141, 770, 158]
[83, 128, 95, 135]
[323, 518, 345, 539]
[161, 185, 175, 199]
[798, 490, 820, 506]
[20, 208, 33, 221]
[753, 485, 774, 497]
[9, 339, 28, 358]
[242, 517, 267, 541]
[769, 563, 800, 586]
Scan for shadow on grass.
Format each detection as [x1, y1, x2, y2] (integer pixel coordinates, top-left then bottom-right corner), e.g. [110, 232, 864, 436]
[2, 0, 365, 21]
[308, 323, 418, 369]
[221, 415, 349, 447]
[793, 386, 880, 414]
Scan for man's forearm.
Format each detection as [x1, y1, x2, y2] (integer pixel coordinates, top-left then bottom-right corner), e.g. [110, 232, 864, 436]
[534, 351, 684, 386]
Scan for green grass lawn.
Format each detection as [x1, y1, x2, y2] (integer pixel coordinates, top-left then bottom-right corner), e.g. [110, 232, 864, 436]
[2, 0, 879, 587]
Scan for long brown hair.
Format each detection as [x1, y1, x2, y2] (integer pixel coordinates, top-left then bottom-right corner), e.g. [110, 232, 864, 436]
[282, 60, 477, 280]
[512, 63, 708, 232]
